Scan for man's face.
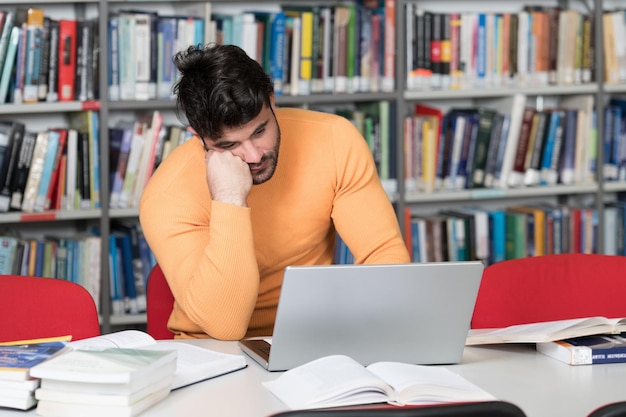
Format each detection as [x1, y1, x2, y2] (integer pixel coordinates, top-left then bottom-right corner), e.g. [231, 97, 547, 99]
[203, 104, 281, 185]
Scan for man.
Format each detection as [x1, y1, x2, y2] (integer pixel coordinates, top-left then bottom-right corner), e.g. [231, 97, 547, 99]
[139, 44, 410, 340]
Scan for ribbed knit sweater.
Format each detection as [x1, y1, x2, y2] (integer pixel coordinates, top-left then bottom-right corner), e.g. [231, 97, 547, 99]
[139, 107, 410, 340]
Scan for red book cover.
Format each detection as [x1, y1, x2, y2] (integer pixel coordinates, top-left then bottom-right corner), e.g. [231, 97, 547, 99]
[57, 19, 76, 102]
[45, 128, 68, 210]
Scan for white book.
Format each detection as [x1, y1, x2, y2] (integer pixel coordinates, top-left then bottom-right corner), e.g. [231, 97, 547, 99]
[64, 129, 78, 210]
[35, 330, 246, 392]
[263, 354, 495, 410]
[289, 15, 301, 96]
[561, 94, 594, 185]
[118, 14, 136, 101]
[516, 11, 529, 87]
[444, 114, 466, 191]
[490, 94, 527, 189]
[132, 13, 152, 101]
[20, 131, 49, 213]
[320, 7, 334, 93]
[240, 13, 258, 63]
[118, 122, 145, 209]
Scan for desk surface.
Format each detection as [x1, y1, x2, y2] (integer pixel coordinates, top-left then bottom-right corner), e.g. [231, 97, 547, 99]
[1, 340, 625, 417]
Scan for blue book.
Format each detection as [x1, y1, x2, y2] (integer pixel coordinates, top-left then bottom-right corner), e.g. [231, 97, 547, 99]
[157, 16, 177, 100]
[270, 11, 286, 96]
[488, 210, 506, 265]
[0, 26, 21, 104]
[33, 130, 60, 212]
[108, 234, 123, 316]
[34, 240, 45, 277]
[538, 110, 563, 185]
[475, 13, 487, 87]
[537, 333, 626, 365]
[116, 231, 138, 314]
[0, 339, 69, 381]
[23, 25, 43, 103]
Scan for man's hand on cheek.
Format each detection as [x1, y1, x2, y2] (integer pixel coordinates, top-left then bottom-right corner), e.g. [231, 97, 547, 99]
[205, 150, 253, 207]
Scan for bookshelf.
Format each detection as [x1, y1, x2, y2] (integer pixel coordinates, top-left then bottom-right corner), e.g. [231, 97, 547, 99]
[2, 0, 626, 331]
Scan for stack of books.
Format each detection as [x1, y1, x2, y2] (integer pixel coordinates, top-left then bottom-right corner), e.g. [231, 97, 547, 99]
[0, 337, 70, 410]
[30, 345, 177, 417]
[27, 329, 248, 417]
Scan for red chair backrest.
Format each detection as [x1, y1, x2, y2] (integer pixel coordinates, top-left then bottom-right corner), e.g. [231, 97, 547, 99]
[471, 254, 626, 329]
[146, 264, 175, 340]
[0, 275, 101, 343]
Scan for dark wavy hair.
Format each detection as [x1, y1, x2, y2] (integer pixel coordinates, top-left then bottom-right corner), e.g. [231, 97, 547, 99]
[172, 44, 274, 140]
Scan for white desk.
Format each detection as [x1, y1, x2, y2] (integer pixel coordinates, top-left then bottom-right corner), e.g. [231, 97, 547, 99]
[2, 340, 625, 417]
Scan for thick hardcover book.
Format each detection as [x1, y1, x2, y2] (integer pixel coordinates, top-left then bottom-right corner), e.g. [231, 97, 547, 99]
[20, 131, 49, 213]
[9, 131, 36, 211]
[0, 11, 15, 76]
[0, 122, 22, 212]
[0, 26, 20, 104]
[44, 129, 68, 210]
[57, 19, 77, 102]
[537, 333, 626, 365]
[45, 19, 60, 102]
[37, 16, 52, 102]
[523, 110, 550, 186]
[507, 107, 536, 187]
[33, 130, 60, 212]
[22, 8, 44, 103]
[74, 18, 95, 102]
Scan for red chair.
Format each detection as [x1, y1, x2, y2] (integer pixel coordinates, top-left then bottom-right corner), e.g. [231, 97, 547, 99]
[146, 264, 175, 340]
[0, 275, 101, 343]
[471, 254, 626, 329]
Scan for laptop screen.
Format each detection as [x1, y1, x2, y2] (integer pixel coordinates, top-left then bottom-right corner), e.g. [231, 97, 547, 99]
[240, 262, 484, 371]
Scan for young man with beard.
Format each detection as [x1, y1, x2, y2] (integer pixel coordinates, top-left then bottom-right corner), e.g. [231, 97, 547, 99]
[139, 44, 410, 340]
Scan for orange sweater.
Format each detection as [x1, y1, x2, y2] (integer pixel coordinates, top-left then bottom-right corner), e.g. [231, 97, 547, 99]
[139, 108, 410, 340]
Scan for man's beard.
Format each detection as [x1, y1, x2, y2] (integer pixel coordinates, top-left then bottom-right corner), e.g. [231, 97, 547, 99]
[250, 130, 280, 185]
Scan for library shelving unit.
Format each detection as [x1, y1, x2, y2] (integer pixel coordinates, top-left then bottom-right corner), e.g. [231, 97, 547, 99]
[3, 0, 626, 332]
[397, 0, 626, 262]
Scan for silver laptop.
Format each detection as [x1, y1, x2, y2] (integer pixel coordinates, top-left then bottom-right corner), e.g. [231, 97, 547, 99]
[238, 261, 484, 371]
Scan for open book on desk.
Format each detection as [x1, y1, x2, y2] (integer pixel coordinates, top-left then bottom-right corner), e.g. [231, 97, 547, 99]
[263, 355, 495, 410]
[466, 316, 626, 346]
[48, 330, 247, 390]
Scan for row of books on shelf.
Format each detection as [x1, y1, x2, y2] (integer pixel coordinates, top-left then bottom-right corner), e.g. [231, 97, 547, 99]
[404, 94, 598, 193]
[0, 233, 101, 311]
[405, 5, 597, 91]
[108, 222, 157, 316]
[0, 221, 155, 317]
[0, 8, 99, 105]
[110, 0, 395, 102]
[109, 112, 192, 210]
[0, 112, 100, 214]
[404, 200, 626, 265]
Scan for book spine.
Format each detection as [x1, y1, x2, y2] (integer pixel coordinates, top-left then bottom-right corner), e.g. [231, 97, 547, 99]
[381, 0, 395, 92]
[0, 123, 25, 212]
[270, 12, 286, 96]
[46, 19, 60, 102]
[58, 19, 77, 102]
